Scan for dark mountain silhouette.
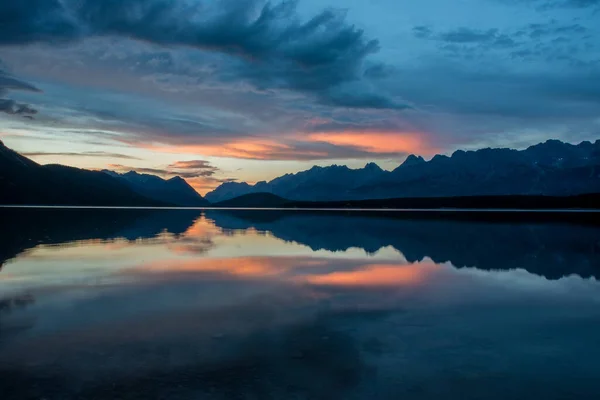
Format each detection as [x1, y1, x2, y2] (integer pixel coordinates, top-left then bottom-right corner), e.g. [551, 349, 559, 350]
[205, 139, 600, 202]
[213, 193, 290, 208]
[0, 141, 166, 206]
[103, 170, 210, 207]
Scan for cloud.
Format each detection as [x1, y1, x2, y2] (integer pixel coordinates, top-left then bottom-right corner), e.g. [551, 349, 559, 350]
[0, 99, 38, 115]
[306, 131, 437, 156]
[416, 27, 519, 49]
[0, 0, 401, 110]
[145, 133, 428, 161]
[0, 68, 40, 116]
[110, 159, 221, 178]
[412, 20, 594, 65]
[168, 160, 216, 170]
[168, 160, 220, 177]
[108, 164, 169, 176]
[23, 151, 141, 160]
[412, 26, 433, 39]
[525, 22, 587, 39]
[497, 0, 600, 10]
[438, 28, 500, 44]
[107, 161, 234, 193]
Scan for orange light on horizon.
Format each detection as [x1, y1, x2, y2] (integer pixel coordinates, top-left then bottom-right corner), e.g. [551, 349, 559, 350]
[307, 131, 437, 156]
[145, 139, 328, 161]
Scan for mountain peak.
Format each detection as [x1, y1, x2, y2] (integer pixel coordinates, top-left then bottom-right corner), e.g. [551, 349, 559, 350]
[168, 176, 185, 183]
[401, 154, 425, 167]
[364, 162, 383, 172]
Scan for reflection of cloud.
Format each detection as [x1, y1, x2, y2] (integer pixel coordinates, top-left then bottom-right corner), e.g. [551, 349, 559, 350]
[305, 262, 440, 287]
[133, 256, 332, 278]
[0, 279, 369, 399]
[0, 293, 35, 314]
[167, 238, 215, 256]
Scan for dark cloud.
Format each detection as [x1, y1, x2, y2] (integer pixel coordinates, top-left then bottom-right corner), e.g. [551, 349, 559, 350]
[0, 99, 38, 116]
[0, 68, 40, 116]
[384, 62, 600, 143]
[414, 20, 593, 65]
[438, 28, 500, 43]
[168, 160, 220, 177]
[169, 160, 215, 170]
[498, 0, 600, 9]
[0, 0, 401, 110]
[419, 27, 520, 49]
[110, 159, 221, 178]
[323, 90, 411, 110]
[412, 26, 433, 39]
[23, 151, 141, 160]
[0, 70, 41, 92]
[546, 0, 600, 8]
[108, 164, 169, 176]
[526, 22, 587, 39]
[0, 0, 79, 45]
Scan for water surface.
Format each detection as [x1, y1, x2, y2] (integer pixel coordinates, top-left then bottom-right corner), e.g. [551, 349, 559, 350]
[1, 208, 600, 399]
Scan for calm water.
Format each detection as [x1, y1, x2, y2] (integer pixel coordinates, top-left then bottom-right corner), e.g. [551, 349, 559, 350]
[1, 208, 600, 400]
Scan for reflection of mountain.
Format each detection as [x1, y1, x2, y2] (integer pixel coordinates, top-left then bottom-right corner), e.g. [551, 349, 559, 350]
[0, 208, 202, 268]
[2, 208, 600, 280]
[205, 210, 600, 280]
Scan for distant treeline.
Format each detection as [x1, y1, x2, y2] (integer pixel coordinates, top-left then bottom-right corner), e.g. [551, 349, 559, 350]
[213, 192, 600, 210]
[287, 193, 600, 210]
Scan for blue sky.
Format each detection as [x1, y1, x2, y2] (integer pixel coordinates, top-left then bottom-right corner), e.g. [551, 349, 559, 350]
[1, 0, 599, 193]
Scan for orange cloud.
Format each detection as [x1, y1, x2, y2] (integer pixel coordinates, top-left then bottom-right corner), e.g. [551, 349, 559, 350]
[136, 131, 436, 163]
[146, 139, 328, 161]
[307, 131, 437, 156]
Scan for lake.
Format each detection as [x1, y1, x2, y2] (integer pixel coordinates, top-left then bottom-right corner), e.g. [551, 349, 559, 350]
[1, 208, 600, 399]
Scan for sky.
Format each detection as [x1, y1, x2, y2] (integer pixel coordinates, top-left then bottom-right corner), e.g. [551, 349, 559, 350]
[1, 0, 599, 194]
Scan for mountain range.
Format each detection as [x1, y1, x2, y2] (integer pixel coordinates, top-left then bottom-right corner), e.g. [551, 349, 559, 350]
[205, 139, 600, 203]
[0, 139, 163, 206]
[0, 139, 208, 206]
[103, 170, 209, 207]
[1, 138, 600, 206]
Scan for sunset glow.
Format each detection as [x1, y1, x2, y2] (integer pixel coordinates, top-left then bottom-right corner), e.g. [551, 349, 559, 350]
[146, 140, 329, 161]
[307, 132, 437, 156]
[305, 262, 440, 287]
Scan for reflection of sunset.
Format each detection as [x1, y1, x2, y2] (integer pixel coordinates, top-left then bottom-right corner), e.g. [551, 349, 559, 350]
[183, 216, 219, 236]
[307, 132, 436, 155]
[131, 256, 440, 288]
[135, 257, 330, 278]
[305, 262, 440, 287]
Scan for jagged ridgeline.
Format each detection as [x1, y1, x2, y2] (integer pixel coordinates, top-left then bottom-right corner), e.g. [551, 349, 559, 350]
[206, 140, 600, 203]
